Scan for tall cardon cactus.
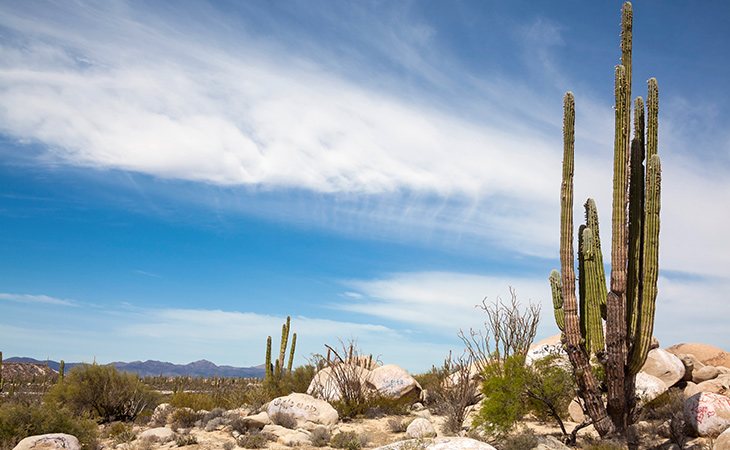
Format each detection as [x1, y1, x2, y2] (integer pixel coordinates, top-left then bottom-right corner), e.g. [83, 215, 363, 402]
[264, 316, 297, 383]
[549, 2, 662, 438]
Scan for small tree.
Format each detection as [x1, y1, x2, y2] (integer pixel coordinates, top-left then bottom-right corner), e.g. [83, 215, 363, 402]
[430, 352, 481, 434]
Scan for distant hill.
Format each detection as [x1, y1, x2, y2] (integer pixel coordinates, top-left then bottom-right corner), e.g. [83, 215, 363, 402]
[4, 357, 265, 378]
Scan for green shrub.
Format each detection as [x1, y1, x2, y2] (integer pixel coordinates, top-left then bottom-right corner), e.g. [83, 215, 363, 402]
[0, 402, 98, 450]
[500, 427, 538, 450]
[45, 364, 157, 423]
[169, 391, 217, 411]
[174, 432, 198, 447]
[170, 408, 201, 430]
[330, 431, 368, 450]
[106, 421, 136, 445]
[387, 417, 412, 433]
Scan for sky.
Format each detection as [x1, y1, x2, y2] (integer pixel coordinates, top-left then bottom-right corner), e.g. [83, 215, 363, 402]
[1, 0, 729, 373]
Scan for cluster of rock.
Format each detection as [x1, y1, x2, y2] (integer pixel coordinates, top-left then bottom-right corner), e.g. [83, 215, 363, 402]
[307, 363, 423, 402]
[530, 334, 730, 441]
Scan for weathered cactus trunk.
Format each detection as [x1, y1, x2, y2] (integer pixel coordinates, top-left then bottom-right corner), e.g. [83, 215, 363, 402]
[549, 1, 662, 439]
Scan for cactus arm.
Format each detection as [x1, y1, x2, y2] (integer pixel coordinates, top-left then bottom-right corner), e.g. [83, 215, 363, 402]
[265, 336, 272, 380]
[287, 333, 297, 373]
[549, 270, 565, 332]
[278, 316, 290, 372]
[581, 227, 607, 354]
[584, 199, 608, 319]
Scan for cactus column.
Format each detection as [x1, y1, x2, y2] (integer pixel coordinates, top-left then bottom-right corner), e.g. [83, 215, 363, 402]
[549, 1, 662, 438]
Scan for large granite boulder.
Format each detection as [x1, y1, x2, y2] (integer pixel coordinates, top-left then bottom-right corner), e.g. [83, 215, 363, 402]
[13, 434, 80, 450]
[367, 364, 421, 400]
[684, 392, 730, 437]
[694, 366, 722, 384]
[668, 343, 730, 369]
[526, 334, 567, 366]
[375, 437, 497, 449]
[266, 392, 338, 428]
[307, 365, 372, 401]
[641, 348, 685, 388]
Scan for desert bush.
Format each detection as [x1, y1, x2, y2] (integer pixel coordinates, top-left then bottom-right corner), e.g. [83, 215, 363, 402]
[387, 417, 412, 433]
[45, 363, 156, 423]
[330, 431, 368, 450]
[135, 437, 156, 450]
[271, 410, 297, 429]
[475, 354, 530, 438]
[430, 353, 480, 435]
[0, 402, 98, 450]
[310, 427, 332, 447]
[107, 421, 137, 445]
[222, 441, 235, 450]
[413, 364, 450, 408]
[174, 431, 198, 447]
[169, 391, 217, 411]
[204, 416, 226, 432]
[236, 431, 274, 449]
[637, 388, 688, 448]
[170, 408, 202, 430]
[499, 427, 538, 450]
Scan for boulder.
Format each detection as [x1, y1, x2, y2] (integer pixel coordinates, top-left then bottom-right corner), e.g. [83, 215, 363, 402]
[568, 397, 585, 423]
[535, 435, 572, 450]
[684, 392, 730, 437]
[715, 426, 730, 450]
[635, 372, 668, 406]
[307, 365, 372, 401]
[679, 354, 695, 381]
[238, 411, 271, 430]
[368, 364, 422, 400]
[266, 392, 338, 427]
[694, 366, 722, 384]
[667, 343, 730, 369]
[693, 375, 730, 398]
[406, 418, 436, 439]
[139, 427, 174, 442]
[526, 333, 568, 366]
[640, 348, 685, 388]
[375, 437, 497, 450]
[13, 434, 80, 450]
[278, 429, 312, 446]
[149, 402, 173, 426]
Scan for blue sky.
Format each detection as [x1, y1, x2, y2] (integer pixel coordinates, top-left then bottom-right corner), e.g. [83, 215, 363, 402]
[1, 1, 729, 372]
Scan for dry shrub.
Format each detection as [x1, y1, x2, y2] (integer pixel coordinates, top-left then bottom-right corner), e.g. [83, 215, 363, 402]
[330, 431, 368, 450]
[387, 417, 412, 433]
[310, 427, 332, 447]
[270, 410, 298, 429]
[430, 353, 480, 435]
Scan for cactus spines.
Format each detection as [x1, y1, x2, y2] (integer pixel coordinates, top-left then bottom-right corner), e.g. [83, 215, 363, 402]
[549, 270, 565, 332]
[287, 333, 297, 373]
[549, 2, 661, 438]
[265, 336, 273, 380]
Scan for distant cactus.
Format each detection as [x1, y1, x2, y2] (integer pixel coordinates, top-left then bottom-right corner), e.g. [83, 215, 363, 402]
[0, 351, 3, 392]
[549, 1, 662, 438]
[264, 316, 297, 382]
[59, 359, 65, 383]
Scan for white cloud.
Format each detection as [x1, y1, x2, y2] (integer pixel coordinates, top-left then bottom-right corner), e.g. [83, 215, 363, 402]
[0, 292, 77, 306]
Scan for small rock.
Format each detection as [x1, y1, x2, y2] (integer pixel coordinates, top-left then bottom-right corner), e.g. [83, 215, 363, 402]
[535, 435, 571, 450]
[568, 397, 585, 423]
[374, 437, 497, 449]
[695, 366, 722, 383]
[406, 418, 436, 439]
[239, 411, 271, 430]
[278, 430, 312, 446]
[667, 344, 730, 369]
[139, 427, 174, 442]
[679, 355, 695, 381]
[715, 426, 730, 450]
[12, 434, 80, 450]
[684, 392, 730, 437]
[693, 375, 730, 397]
[411, 402, 425, 411]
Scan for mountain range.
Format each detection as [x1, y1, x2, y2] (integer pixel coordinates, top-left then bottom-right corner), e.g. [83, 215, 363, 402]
[5, 357, 265, 378]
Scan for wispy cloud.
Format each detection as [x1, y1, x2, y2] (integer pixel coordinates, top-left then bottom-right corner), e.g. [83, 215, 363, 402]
[0, 292, 77, 306]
